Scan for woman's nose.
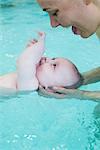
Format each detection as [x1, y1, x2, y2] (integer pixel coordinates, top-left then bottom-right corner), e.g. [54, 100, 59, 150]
[50, 16, 60, 27]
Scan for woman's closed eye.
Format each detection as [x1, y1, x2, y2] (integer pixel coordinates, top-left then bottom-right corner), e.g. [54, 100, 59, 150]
[52, 10, 59, 16]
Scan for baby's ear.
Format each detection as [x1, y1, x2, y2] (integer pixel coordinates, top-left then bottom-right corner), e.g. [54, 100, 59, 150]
[83, 0, 93, 5]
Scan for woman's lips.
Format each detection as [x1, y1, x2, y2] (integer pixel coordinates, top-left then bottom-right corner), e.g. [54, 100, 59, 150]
[72, 26, 81, 35]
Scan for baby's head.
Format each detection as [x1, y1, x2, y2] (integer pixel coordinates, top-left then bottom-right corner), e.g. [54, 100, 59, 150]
[36, 57, 83, 89]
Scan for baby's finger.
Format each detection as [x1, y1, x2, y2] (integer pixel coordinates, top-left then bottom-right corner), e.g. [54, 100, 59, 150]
[38, 31, 46, 39]
[52, 87, 76, 94]
[38, 31, 44, 36]
[26, 43, 32, 47]
[31, 39, 38, 43]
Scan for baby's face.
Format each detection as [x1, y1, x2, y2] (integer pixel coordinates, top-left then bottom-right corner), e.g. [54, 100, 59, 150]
[36, 57, 80, 88]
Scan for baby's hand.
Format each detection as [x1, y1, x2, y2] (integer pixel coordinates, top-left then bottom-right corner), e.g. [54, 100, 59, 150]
[38, 31, 46, 40]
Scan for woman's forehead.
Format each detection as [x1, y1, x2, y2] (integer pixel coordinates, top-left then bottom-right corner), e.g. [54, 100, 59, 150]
[37, 0, 61, 7]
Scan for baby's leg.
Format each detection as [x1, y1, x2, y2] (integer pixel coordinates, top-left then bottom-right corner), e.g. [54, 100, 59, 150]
[17, 32, 46, 91]
[26, 39, 38, 48]
[24, 32, 46, 64]
[18, 32, 45, 64]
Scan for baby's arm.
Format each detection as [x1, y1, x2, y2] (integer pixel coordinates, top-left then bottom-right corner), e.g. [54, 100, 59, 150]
[17, 32, 45, 91]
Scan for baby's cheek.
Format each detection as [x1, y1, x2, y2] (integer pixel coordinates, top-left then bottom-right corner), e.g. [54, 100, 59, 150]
[36, 70, 46, 85]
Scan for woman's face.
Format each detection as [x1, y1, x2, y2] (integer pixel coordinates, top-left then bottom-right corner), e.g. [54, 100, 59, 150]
[37, 0, 100, 38]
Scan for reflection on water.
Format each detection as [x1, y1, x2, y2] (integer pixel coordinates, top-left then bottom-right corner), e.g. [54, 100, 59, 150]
[93, 103, 100, 146]
[0, 0, 36, 8]
[0, 0, 39, 25]
[0, 3, 15, 8]
[86, 104, 100, 150]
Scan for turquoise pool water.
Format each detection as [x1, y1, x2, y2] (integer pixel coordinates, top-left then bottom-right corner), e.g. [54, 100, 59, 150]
[0, 0, 100, 149]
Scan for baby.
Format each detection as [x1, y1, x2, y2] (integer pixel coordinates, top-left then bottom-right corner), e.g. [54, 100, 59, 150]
[0, 32, 83, 95]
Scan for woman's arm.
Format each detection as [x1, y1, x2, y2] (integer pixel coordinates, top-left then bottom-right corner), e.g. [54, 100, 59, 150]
[38, 86, 100, 102]
[96, 27, 100, 38]
[82, 67, 100, 85]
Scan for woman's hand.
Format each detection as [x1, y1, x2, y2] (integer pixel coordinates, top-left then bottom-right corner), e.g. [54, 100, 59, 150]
[38, 85, 77, 99]
[38, 67, 100, 101]
[38, 85, 100, 101]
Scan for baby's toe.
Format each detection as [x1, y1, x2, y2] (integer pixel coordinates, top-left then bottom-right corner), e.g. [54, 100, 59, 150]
[31, 39, 38, 44]
[26, 39, 38, 48]
[38, 32, 45, 38]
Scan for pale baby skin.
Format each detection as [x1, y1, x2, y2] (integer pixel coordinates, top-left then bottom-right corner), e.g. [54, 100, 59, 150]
[0, 32, 82, 95]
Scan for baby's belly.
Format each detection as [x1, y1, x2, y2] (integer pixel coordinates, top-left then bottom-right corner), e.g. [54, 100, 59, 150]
[0, 72, 17, 90]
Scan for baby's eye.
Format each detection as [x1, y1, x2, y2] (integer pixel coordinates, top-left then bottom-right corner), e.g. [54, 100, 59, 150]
[52, 58, 56, 60]
[53, 64, 57, 69]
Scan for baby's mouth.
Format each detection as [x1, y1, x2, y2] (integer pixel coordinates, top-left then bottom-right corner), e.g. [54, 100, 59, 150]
[72, 26, 81, 35]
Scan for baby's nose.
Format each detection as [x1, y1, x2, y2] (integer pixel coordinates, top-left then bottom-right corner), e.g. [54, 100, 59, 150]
[40, 57, 53, 64]
[40, 57, 47, 64]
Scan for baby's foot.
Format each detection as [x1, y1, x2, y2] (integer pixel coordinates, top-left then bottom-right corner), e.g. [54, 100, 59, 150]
[27, 39, 38, 48]
[26, 31, 45, 48]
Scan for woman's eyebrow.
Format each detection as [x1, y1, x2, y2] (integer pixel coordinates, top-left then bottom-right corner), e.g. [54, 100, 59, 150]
[43, 8, 50, 12]
[43, 8, 54, 13]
